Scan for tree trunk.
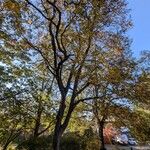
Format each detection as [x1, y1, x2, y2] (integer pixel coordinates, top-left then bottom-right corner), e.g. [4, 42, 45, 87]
[53, 129, 62, 150]
[52, 98, 75, 150]
[99, 121, 106, 150]
[52, 101, 65, 150]
[33, 106, 42, 139]
[28, 103, 43, 150]
[2, 142, 10, 150]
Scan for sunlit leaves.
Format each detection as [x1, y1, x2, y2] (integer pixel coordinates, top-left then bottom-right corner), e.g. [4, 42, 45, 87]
[3, 0, 21, 14]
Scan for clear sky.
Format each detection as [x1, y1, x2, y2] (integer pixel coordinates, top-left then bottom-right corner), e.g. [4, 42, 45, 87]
[128, 0, 150, 58]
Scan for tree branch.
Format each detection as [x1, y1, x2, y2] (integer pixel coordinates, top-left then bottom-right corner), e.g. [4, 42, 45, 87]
[25, 0, 56, 26]
[74, 96, 101, 106]
[25, 39, 55, 76]
[37, 120, 54, 136]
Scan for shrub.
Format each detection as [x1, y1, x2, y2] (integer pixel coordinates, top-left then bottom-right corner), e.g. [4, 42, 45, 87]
[60, 132, 81, 150]
[17, 135, 52, 150]
[81, 128, 100, 150]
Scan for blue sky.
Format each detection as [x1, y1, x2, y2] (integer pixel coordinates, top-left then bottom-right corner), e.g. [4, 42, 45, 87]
[128, 0, 150, 58]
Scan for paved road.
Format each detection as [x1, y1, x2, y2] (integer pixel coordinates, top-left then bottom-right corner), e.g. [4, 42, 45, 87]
[105, 144, 150, 150]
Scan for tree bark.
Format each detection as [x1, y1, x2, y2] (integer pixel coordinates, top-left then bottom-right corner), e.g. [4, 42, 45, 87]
[33, 103, 42, 139]
[28, 103, 43, 150]
[52, 99, 65, 150]
[53, 127, 62, 150]
[99, 121, 106, 150]
[2, 142, 10, 150]
[53, 97, 75, 150]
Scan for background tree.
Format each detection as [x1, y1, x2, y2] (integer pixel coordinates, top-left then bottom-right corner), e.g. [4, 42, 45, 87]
[128, 51, 150, 143]
[88, 46, 135, 150]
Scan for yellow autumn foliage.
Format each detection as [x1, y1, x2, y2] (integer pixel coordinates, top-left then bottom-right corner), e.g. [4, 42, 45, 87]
[4, 0, 20, 14]
[107, 67, 123, 83]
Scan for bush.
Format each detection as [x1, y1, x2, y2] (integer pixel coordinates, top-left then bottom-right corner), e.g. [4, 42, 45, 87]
[17, 135, 53, 150]
[81, 128, 100, 150]
[17, 130, 100, 150]
[61, 128, 100, 150]
[60, 132, 81, 150]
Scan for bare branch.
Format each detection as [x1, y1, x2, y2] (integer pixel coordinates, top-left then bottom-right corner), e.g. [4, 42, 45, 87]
[37, 120, 54, 136]
[74, 96, 101, 106]
[75, 82, 90, 96]
[71, 37, 92, 100]
[25, 0, 56, 26]
[25, 39, 55, 76]
[65, 64, 75, 92]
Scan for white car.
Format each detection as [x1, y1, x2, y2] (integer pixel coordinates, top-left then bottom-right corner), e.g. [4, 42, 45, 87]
[112, 134, 128, 145]
[119, 134, 128, 145]
[128, 138, 137, 145]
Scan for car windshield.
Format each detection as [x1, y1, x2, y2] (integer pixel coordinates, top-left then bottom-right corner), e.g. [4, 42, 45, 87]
[129, 138, 135, 140]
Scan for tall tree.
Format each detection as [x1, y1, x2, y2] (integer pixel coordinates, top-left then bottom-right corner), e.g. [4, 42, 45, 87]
[1, 0, 131, 149]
